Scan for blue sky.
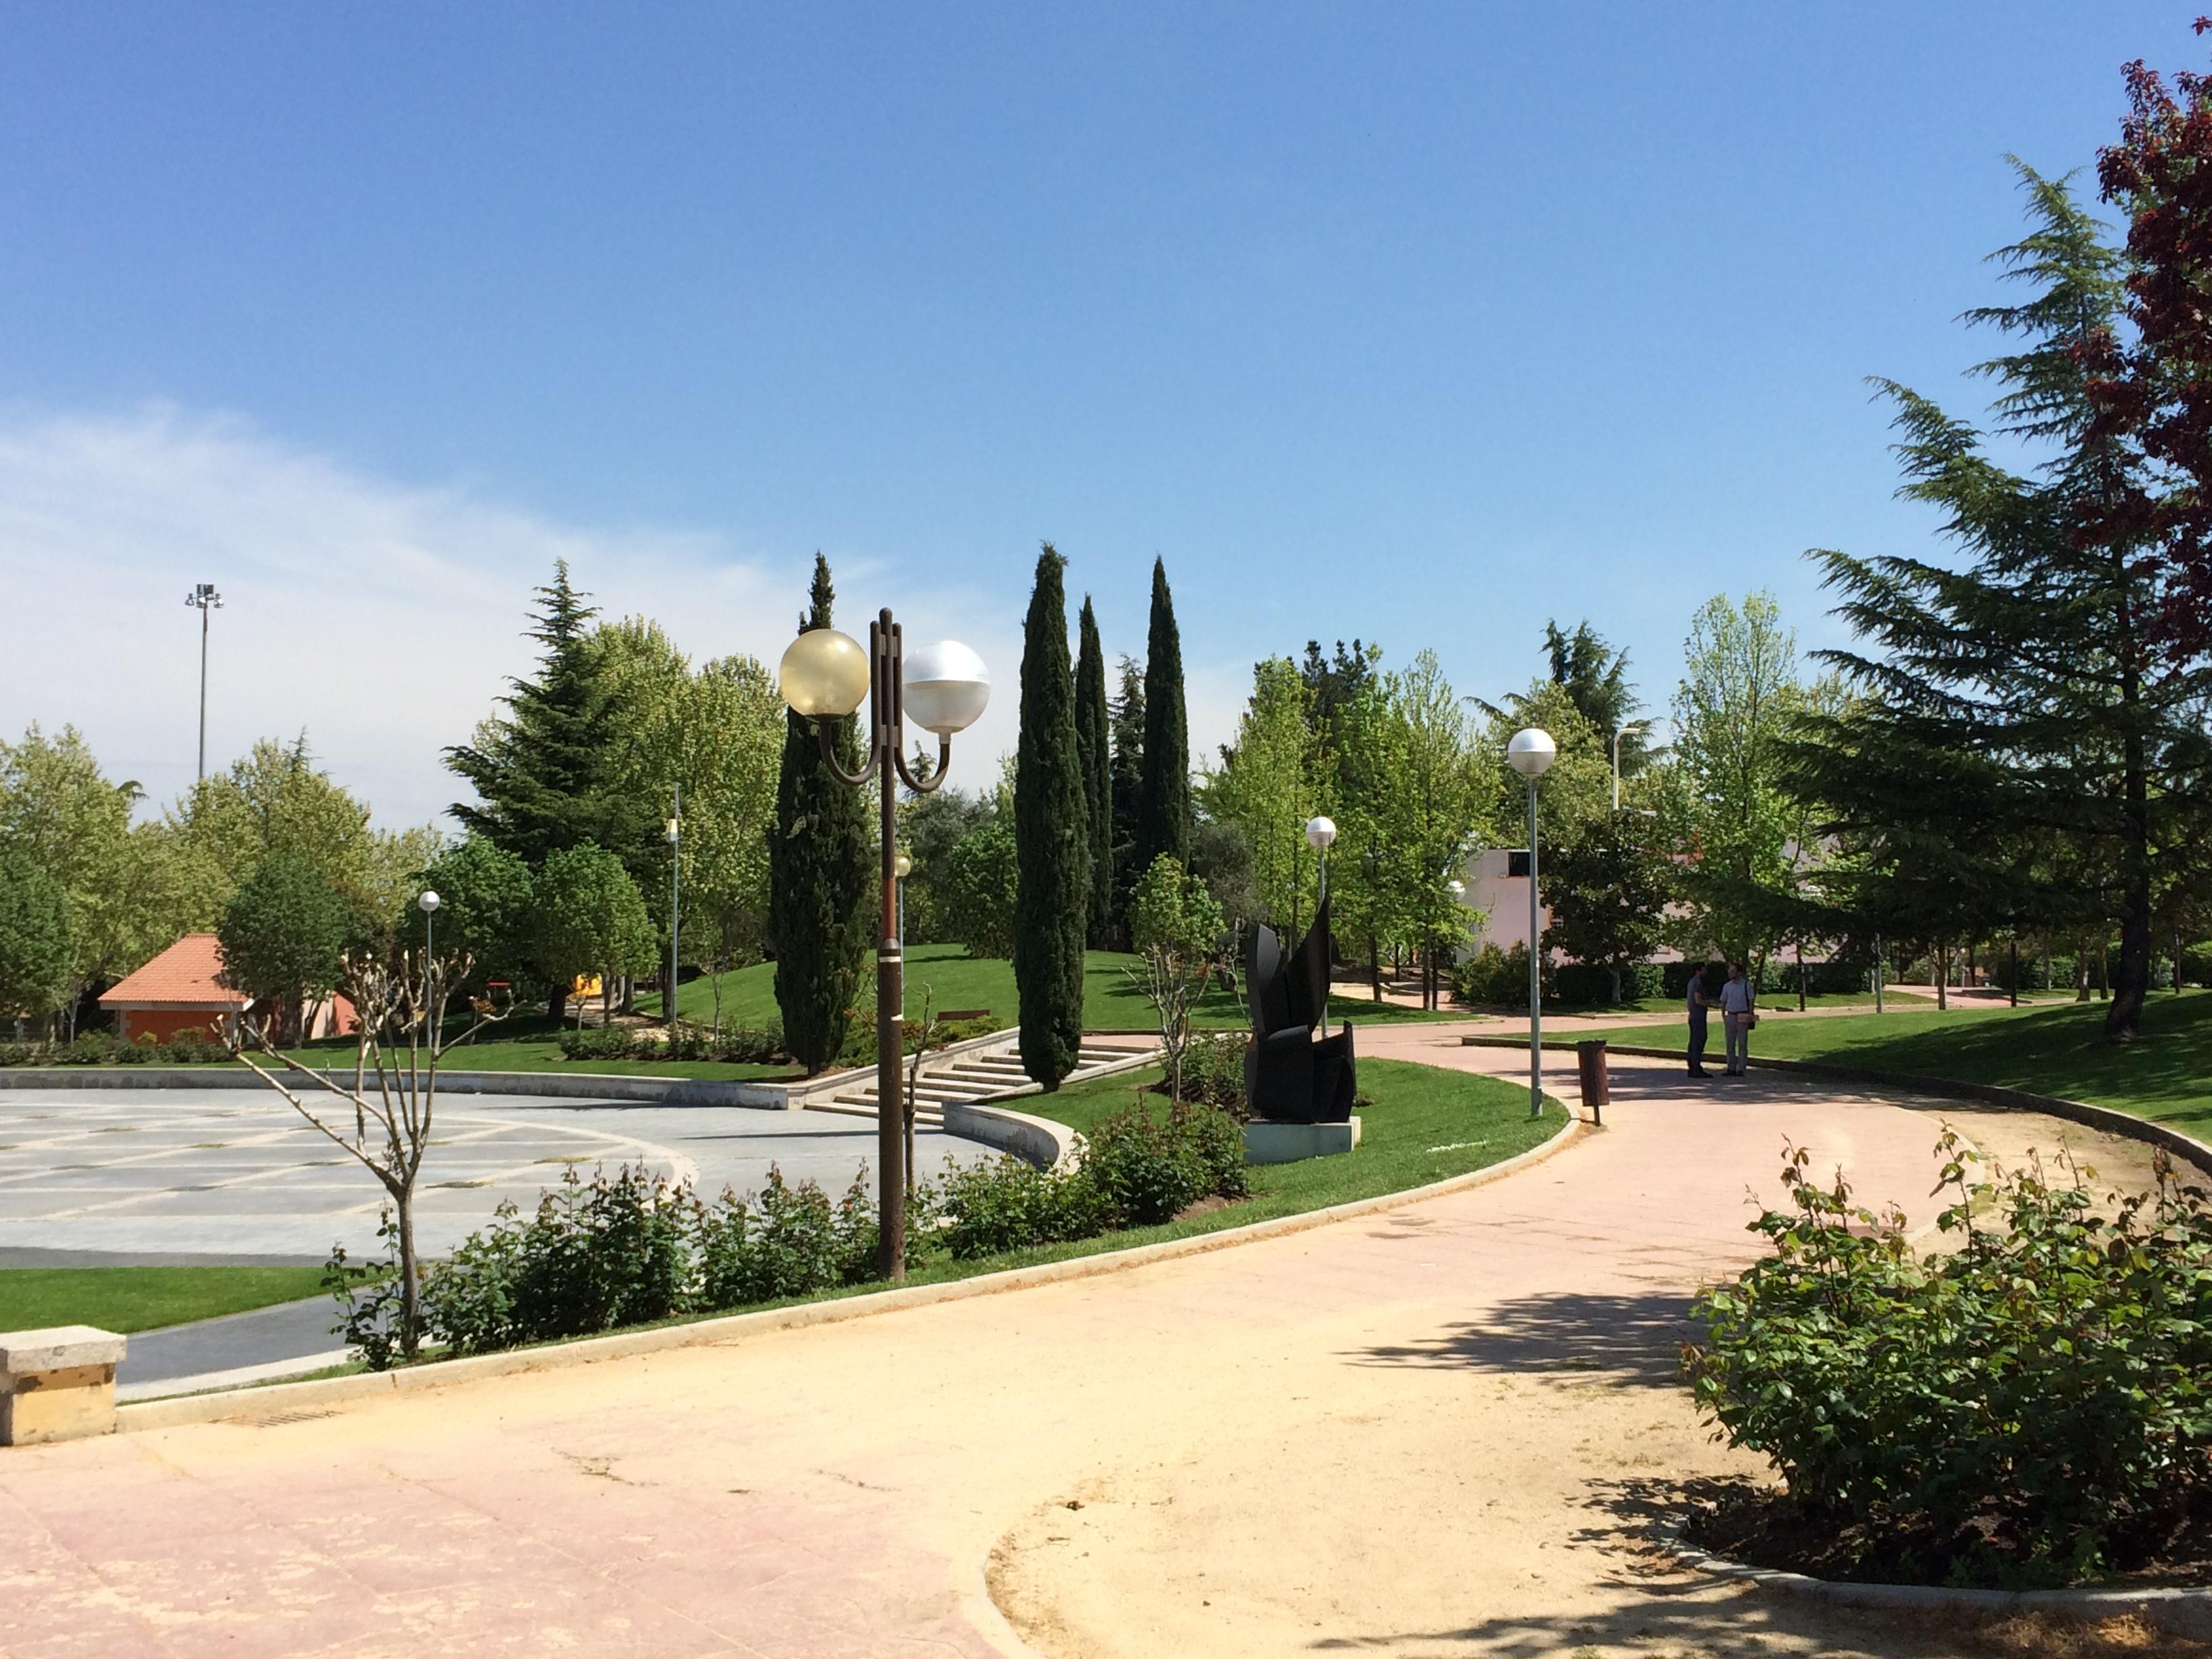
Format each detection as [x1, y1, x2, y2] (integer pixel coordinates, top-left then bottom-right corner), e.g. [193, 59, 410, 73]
[0, 4, 2199, 826]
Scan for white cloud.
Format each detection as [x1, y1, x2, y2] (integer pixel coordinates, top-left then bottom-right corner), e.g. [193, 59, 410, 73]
[0, 407, 1233, 832]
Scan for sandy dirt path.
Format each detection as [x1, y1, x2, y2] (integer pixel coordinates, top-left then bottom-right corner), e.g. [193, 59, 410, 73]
[0, 1042, 2170, 1658]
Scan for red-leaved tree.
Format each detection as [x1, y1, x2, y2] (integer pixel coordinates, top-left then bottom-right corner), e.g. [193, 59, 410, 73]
[2091, 24, 2212, 661]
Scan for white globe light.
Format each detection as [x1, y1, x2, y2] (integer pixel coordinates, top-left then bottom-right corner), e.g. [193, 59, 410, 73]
[901, 639, 991, 736]
[417, 890, 441, 914]
[1506, 727, 1558, 779]
[1448, 878, 1467, 897]
[779, 628, 872, 718]
[1304, 815, 1337, 851]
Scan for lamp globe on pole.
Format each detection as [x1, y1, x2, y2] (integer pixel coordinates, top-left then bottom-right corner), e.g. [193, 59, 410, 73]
[1506, 728, 1555, 1118]
[775, 613, 987, 1284]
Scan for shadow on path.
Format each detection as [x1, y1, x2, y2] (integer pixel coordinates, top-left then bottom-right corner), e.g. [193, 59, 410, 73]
[1345, 1290, 1701, 1388]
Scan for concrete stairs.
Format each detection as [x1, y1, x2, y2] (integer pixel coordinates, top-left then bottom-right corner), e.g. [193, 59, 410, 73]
[808, 1033, 1156, 1129]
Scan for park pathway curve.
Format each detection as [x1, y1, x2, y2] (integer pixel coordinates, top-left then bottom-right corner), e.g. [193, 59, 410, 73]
[0, 1040, 2112, 1658]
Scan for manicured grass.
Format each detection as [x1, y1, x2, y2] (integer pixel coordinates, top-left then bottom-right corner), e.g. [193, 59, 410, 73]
[981, 1057, 1562, 1221]
[0, 1265, 331, 1334]
[641, 943, 1465, 1031]
[1581, 990, 2212, 1134]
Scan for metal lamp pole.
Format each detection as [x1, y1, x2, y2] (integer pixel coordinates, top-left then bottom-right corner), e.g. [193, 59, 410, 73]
[1610, 720, 1647, 813]
[185, 583, 223, 781]
[1508, 729, 1557, 1118]
[1305, 816, 1336, 1027]
[779, 617, 989, 1282]
[416, 890, 441, 1049]
[665, 790, 681, 1027]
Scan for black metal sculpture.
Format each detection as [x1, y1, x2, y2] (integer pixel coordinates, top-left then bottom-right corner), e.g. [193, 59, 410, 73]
[1243, 892, 1356, 1124]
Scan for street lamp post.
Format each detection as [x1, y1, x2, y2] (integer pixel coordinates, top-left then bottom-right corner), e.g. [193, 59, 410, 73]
[665, 791, 681, 1027]
[777, 615, 988, 1282]
[416, 889, 441, 1047]
[1445, 876, 1467, 1012]
[1508, 728, 1558, 1118]
[1610, 720, 1647, 813]
[184, 583, 223, 782]
[1305, 815, 1336, 1025]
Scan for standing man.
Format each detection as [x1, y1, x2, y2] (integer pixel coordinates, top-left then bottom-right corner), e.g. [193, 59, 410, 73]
[1719, 961, 1755, 1077]
[1685, 962, 1713, 1080]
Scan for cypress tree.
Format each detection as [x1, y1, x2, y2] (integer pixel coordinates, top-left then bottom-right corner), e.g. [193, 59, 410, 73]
[1134, 557, 1189, 878]
[769, 555, 872, 1073]
[1106, 654, 1146, 946]
[445, 561, 623, 865]
[1072, 596, 1113, 949]
[1013, 545, 1089, 1089]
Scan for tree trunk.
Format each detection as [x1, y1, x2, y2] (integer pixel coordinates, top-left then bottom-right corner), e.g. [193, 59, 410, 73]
[1936, 944, 1949, 1012]
[548, 985, 567, 1023]
[1370, 932, 1381, 1002]
[1795, 939, 1807, 1012]
[2009, 937, 2020, 1008]
[394, 1189, 422, 1361]
[2076, 940, 2091, 1002]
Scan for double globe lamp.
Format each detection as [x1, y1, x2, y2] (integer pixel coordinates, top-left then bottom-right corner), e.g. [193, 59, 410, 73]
[777, 613, 989, 1281]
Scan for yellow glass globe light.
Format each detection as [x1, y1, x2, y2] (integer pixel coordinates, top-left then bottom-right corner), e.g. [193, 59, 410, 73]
[900, 640, 991, 736]
[779, 628, 872, 718]
[894, 851, 913, 879]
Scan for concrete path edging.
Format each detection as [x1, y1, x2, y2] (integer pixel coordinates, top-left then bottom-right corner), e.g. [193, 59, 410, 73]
[1458, 1034, 2212, 1178]
[1651, 1519, 2212, 1639]
[940, 1099, 1084, 1169]
[116, 1103, 1586, 1428]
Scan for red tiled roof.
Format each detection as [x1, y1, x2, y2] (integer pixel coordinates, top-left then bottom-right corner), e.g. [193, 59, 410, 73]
[100, 934, 252, 1009]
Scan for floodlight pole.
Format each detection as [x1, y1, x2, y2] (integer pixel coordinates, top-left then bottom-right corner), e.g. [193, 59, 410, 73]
[1527, 773, 1543, 1118]
[186, 583, 223, 781]
[667, 785, 681, 1027]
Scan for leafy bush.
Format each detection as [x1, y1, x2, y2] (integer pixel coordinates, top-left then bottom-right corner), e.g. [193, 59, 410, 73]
[1450, 943, 1548, 1007]
[555, 1019, 787, 1065]
[1684, 1134, 2212, 1586]
[416, 1162, 876, 1357]
[1551, 962, 1661, 1005]
[1178, 1031, 1248, 1112]
[0, 1029, 232, 1066]
[929, 1099, 1250, 1258]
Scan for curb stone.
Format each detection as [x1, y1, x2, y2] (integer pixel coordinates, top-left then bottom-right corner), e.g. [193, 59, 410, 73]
[1649, 1517, 2212, 1639]
[117, 1101, 1586, 1429]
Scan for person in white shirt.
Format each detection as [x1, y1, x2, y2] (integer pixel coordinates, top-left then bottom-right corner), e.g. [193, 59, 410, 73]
[1718, 962, 1755, 1076]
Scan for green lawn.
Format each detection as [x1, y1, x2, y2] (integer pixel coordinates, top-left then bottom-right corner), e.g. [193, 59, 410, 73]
[1581, 990, 2212, 1134]
[983, 1057, 1561, 1225]
[641, 943, 1463, 1032]
[0, 1265, 331, 1334]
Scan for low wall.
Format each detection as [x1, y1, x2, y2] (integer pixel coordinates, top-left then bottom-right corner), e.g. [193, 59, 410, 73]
[1459, 1034, 2212, 1178]
[0, 1067, 794, 1110]
[940, 1099, 1082, 1169]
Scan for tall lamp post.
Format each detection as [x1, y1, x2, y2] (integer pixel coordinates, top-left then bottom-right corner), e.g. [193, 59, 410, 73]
[664, 791, 681, 1027]
[777, 615, 989, 1282]
[416, 889, 441, 1048]
[1507, 728, 1557, 1118]
[184, 582, 223, 782]
[1610, 720, 1647, 813]
[1305, 815, 1336, 1024]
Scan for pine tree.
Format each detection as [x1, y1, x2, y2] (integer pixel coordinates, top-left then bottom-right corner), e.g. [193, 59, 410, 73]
[1790, 165, 2212, 1038]
[1073, 596, 1113, 949]
[768, 555, 872, 1073]
[445, 562, 625, 866]
[1013, 546, 1088, 1089]
[1134, 558, 1189, 878]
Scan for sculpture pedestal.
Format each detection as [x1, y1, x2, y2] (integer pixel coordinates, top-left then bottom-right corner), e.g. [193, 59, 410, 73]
[1242, 1115, 1361, 1166]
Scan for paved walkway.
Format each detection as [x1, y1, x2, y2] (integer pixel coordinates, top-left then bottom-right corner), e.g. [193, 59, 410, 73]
[0, 1044, 2143, 1658]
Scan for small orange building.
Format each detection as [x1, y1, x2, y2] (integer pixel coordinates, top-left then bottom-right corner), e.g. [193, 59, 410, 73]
[99, 933, 355, 1043]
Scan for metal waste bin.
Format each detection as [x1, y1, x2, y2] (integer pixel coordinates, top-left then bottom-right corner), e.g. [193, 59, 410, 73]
[1574, 1039, 1610, 1126]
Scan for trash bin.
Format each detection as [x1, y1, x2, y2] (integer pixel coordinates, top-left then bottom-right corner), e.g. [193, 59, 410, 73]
[1574, 1039, 1610, 1126]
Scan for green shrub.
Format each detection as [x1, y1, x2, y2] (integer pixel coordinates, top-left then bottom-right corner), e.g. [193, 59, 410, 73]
[1450, 943, 1546, 1007]
[928, 1154, 1105, 1259]
[1551, 961, 1662, 1005]
[416, 1161, 878, 1358]
[833, 1010, 999, 1069]
[1179, 1031, 1248, 1112]
[1685, 1133, 2212, 1586]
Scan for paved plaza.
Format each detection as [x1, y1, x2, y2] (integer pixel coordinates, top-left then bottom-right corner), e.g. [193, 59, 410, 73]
[4, 1036, 2167, 1657]
[0, 1089, 996, 1260]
